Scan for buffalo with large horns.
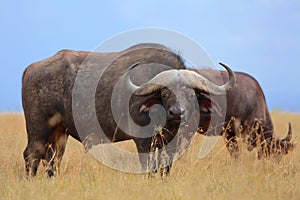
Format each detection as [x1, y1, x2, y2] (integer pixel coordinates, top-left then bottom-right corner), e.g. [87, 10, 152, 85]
[22, 43, 235, 176]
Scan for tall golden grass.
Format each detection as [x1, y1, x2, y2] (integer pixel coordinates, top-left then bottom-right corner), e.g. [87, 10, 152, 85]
[0, 112, 299, 200]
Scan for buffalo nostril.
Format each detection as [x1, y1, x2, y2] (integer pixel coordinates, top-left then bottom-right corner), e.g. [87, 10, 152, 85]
[169, 108, 185, 116]
[180, 108, 185, 115]
[169, 109, 175, 116]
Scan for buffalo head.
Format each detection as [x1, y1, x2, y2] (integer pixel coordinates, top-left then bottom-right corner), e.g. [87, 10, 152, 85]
[252, 121, 294, 160]
[125, 62, 235, 131]
[242, 118, 294, 161]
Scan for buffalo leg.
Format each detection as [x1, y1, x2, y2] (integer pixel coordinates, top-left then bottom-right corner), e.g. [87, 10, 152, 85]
[134, 136, 171, 177]
[133, 137, 152, 173]
[45, 125, 68, 177]
[149, 133, 171, 177]
[23, 140, 47, 177]
[224, 117, 240, 159]
[23, 116, 50, 177]
[225, 134, 240, 159]
[148, 127, 181, 177]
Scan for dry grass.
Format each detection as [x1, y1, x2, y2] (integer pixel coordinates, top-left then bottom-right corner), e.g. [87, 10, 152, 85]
[0, 112, 299, 200]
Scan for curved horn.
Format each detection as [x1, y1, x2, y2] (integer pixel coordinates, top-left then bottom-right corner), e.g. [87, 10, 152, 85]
[124, 62, 141, 93]
[124, 62, 236, 96]
[124, 62, 181, 96]
[219, 62, 236, 92]
[282, 122, 292, 142]
[183, 62, 236, 95]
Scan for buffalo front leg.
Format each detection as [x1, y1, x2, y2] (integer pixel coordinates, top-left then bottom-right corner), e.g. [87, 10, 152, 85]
[223, 117, 241, 159]
[133, 137, 153, 174]
[225, 134, 240, 159]
[148, 132, 172, 177]
[148, 126, 183, 178]
[134, 131, 175, 177]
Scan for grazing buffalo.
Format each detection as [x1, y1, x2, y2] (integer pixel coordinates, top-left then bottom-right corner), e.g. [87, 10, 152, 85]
[22, 43, 236, 177]
[189, 69, 294, 159]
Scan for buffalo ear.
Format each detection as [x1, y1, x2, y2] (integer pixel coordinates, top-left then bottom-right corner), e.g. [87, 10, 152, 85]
[139, 98, 162, 113]
[196, 93, 223, 117]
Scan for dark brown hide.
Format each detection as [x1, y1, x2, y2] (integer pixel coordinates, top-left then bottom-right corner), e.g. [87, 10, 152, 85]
[22, 43, 184, 176]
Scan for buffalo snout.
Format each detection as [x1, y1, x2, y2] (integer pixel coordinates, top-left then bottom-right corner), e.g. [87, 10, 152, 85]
[168, 106, 185, 118]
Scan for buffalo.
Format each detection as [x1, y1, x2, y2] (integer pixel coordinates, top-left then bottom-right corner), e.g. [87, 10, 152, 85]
[22, 43, 235, 177]
[125, 62, 235, 175]
[189, 68, 294, 159]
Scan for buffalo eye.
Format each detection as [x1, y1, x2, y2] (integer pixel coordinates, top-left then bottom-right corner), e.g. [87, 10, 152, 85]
[162, 94, 169, 99]
[188, 93, 196, 100]
[161, 90, 170, 100]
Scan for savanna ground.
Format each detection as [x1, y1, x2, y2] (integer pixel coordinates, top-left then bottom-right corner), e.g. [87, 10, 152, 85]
[0, 112, 299, 200]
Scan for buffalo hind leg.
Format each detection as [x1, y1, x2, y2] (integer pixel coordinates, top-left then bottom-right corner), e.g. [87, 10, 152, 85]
[23, 140, 47, 177]
[45, 125, 69, 177]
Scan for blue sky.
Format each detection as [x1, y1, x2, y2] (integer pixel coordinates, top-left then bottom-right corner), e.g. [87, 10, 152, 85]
[0, 0, 300, 112]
